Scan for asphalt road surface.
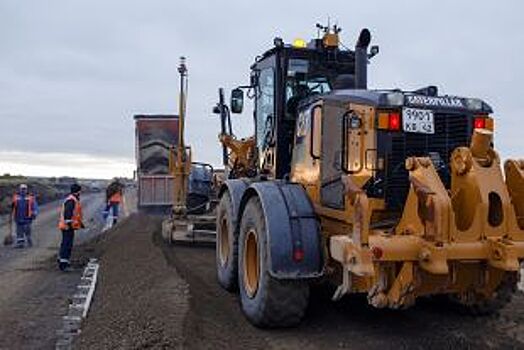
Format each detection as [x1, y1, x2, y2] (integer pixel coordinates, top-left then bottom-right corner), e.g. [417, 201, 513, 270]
[0, 192, 106, 350]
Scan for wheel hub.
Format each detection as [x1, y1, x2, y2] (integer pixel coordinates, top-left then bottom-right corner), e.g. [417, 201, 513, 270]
[243, 229, 259, 298]
[219, 217, 229, 266]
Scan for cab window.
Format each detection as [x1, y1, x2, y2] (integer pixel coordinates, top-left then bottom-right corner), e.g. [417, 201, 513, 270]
[256, 67, 275, 150]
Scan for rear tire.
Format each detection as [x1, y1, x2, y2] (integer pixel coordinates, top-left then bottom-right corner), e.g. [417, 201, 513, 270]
[216, 192, 238, 291]
[238, 196, 309, 328]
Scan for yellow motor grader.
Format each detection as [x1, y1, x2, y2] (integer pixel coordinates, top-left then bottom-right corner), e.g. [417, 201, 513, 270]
[214, 24, 524, 327]
[161, 57, 217, 244]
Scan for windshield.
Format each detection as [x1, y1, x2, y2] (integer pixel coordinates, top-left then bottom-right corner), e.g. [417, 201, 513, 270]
[285, 58, 333, 119]
[286, 58, 332, 101]
[286, 75, 331, 101]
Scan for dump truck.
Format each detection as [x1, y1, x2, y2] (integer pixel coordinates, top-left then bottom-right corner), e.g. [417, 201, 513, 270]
[214, 24, 524, 327]
[135, 114, 214, 214]
[135, 115, 179, 212]
[134, 114, 215, 214]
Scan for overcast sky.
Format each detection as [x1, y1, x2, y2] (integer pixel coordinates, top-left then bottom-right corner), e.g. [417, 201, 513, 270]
[1, 1, 523, 178]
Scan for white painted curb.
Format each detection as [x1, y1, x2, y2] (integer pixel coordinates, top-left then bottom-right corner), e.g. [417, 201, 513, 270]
[56, 258, 100, 349]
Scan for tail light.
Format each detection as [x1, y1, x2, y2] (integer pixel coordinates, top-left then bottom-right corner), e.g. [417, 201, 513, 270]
[473, 115, 494, 131]
[474, 117, 486, 129]
[378, 111, 402, 131]
[292, 247, 305, 262]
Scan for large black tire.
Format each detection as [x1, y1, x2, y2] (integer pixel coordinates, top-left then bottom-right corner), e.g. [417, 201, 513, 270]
[452, 271, 518, 315]
[216, 192, 238, 291]
[238, 196, 309, 328]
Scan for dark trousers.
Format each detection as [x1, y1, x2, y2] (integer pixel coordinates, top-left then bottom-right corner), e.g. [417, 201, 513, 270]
[105, 202, 120, 224]
[59, 229, 75, 263]
[15, 223, 32, 247]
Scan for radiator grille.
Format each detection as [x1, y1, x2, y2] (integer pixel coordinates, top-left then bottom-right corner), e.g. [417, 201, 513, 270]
[384, 113, 471, 210]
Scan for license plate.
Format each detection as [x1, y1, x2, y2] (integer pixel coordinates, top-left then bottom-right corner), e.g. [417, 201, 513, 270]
[403, 108, 434, 134]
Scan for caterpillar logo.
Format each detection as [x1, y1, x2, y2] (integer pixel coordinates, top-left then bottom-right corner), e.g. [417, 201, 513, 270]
[406, 95, 464, 108]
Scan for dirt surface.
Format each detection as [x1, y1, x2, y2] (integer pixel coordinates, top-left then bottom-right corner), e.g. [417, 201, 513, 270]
[0, 193, 106, 350]
[74, 209, 524, 350]
[75, 213, 189, 349]
[167, 246, 524, 350]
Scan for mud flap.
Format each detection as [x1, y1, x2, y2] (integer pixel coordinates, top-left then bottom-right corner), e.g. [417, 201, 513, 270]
[238, 181, 323, 279]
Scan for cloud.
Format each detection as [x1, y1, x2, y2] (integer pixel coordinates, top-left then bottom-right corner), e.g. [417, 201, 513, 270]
[0, 0, 523, 177]
[0, 150, 134, 179]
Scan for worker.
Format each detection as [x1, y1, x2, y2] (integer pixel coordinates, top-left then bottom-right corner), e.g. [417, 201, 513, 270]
[11, 184, 39, 248]
[57, 184, 84, 271]
[104, 180, 124, 226]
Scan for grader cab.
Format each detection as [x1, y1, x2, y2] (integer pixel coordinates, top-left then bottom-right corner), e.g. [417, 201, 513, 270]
[214, 24, 524, 327]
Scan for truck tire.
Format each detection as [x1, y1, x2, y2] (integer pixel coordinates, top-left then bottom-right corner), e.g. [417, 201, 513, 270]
[238, 196, 309, 328]
[453, 271, 518, 315]
[216, 192, 238, 291]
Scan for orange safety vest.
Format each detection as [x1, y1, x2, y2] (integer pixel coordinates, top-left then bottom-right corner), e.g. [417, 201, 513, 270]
[109, 192, 122, 203]
[12, 194, 34, 219]
[58, 194, 83, 230]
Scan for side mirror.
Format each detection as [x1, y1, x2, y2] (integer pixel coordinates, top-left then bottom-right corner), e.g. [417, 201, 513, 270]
[230, 88, 244, 114]
[369, 45, 379, 58]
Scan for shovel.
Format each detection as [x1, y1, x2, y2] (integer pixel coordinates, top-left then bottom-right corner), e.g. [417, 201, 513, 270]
[3, 218, 14, 246]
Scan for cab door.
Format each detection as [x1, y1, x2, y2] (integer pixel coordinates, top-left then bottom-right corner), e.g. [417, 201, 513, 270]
[320, 102, 346, 210]
[254, 57, 276, 176]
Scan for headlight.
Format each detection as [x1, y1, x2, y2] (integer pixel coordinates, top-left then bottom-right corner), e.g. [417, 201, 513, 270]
[465, 98, 483, 111]
[386, 92, 404, 106]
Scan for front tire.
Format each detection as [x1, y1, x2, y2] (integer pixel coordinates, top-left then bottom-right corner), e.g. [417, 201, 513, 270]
[216, 192, 238, 291]
[238, 196, 309, 328]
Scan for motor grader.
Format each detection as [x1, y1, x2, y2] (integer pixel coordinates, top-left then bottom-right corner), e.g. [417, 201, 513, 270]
[214, 24, 524, 328]
[161, 57, 216, 245]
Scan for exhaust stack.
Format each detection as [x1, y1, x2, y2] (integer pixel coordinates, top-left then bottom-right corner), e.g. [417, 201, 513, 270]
[355, 28, 371, 89]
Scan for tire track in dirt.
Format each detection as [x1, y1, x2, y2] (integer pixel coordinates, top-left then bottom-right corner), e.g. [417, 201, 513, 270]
[159, 239, 271, 349]
[163, 242, 524, 350]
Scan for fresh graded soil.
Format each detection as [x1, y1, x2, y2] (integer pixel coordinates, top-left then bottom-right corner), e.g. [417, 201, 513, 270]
[75, 213, 189, 350]
[76, 211, 524, 349]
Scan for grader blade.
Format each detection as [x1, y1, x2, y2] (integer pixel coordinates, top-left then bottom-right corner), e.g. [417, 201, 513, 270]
[162, 215, 216, 247]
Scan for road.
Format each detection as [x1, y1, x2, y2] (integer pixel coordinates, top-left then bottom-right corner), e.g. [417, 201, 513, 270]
[72, 208, 524, 350]
[0, 192, 106, 350]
